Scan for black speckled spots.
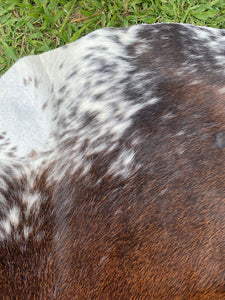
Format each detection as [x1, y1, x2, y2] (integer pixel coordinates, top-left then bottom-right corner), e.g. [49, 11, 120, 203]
[23, 77, 38, 87]
[4, 23, 225, 299]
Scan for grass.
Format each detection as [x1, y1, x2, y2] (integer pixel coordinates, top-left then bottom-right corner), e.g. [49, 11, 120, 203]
[1, 0, 225, 75]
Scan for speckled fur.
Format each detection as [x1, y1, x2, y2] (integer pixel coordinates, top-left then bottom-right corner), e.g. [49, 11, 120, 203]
[1, 23, 225, 298]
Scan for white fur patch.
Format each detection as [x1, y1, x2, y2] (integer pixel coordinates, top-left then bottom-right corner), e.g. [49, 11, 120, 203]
[0, 56, 55, 158]
[23, 192, 42, 215]
[0, 206, 20, 238]
[8, 206, 20, 227]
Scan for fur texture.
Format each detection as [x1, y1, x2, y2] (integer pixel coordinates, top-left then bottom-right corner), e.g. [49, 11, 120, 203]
[1, 23, 225, 298]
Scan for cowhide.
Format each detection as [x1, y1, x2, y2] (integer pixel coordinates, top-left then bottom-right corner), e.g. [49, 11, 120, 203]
[1, 23, 225, 299]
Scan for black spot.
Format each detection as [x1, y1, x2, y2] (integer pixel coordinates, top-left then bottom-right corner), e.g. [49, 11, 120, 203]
[93, 93, 104, 101]
[66, 70, 77, 80]
[59, 85, 67, 94]
[95, 80, 104, 86]
[57, 98, 64, 107]
[108, 34, 121, 44]
[34, 77, 38, 88]
[42, 102, 48, 111]
[215, 131, 225, 149]
[87, 46, 108, 52]
[7, 151, 15, 157]
[81, 112, 98, 127]
[83, 54, 93, 60]
[51, 85, 54, 94]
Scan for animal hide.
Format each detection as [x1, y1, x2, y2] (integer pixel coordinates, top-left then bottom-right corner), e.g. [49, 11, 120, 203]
[1, 23, 225, 299]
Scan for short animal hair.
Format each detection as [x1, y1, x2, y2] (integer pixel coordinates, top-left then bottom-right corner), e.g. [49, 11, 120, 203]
[1, 23, 225, 298]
